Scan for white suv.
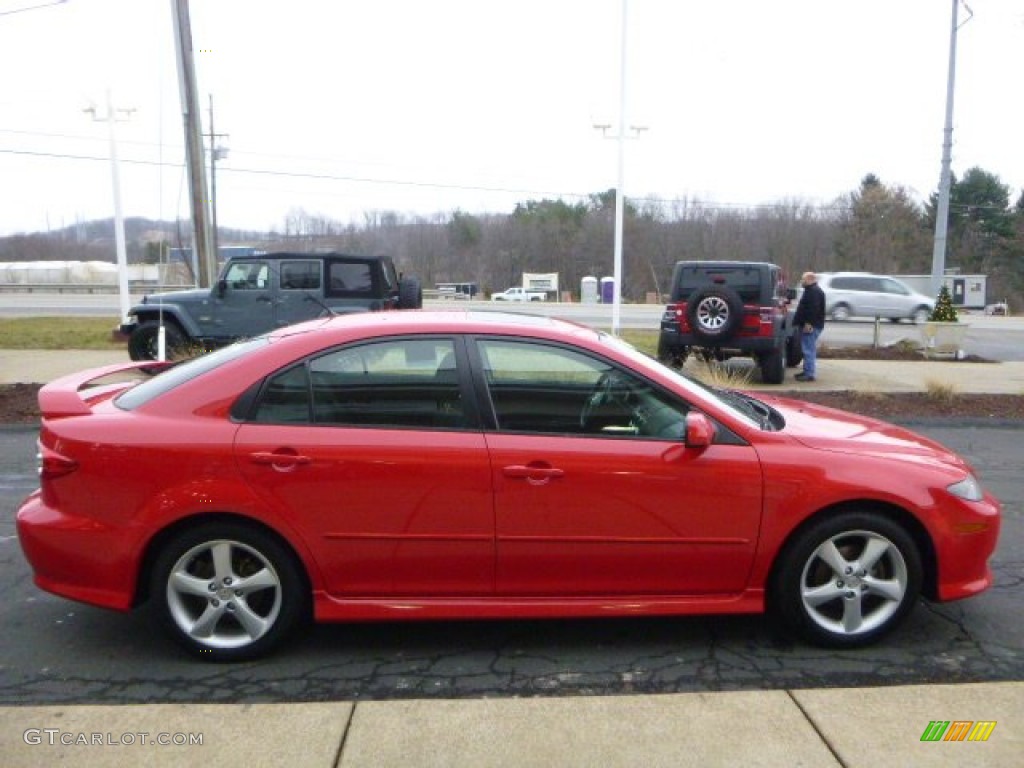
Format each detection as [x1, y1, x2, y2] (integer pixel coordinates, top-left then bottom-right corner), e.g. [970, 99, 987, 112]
[818, 273, 934, 324]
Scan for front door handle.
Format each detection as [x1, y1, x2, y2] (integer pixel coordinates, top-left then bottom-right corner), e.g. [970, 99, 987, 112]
[249, 450, 311, 472]
[503, 463, 564, 485]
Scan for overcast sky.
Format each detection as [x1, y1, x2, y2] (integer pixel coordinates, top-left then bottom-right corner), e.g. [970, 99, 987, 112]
[1, 0, 1021, 238]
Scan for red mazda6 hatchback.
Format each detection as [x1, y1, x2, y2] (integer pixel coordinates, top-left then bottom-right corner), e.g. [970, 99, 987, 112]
[17, 311, 1000, 661]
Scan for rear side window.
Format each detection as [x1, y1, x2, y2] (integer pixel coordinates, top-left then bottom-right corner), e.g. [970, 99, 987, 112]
[280, 260, 321, 291]
[251, 338, 466, 429]
[326, 261, 374, 296]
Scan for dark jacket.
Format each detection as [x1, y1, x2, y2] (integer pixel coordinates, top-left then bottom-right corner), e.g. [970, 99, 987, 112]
[793, 281, 826, 330]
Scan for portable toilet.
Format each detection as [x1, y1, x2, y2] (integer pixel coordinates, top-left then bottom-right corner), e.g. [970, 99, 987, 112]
[600, 276, 615, 304]
[581, 276, 598, 304]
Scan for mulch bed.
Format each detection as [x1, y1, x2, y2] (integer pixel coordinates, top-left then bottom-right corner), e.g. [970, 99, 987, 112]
[3, 373, 1021, 425]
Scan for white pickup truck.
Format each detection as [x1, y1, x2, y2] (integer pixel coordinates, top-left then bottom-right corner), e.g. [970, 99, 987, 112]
[491, 286, 546, 302]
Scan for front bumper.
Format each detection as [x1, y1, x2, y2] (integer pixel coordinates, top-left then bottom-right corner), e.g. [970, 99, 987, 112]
[932, 491, 1001, 602]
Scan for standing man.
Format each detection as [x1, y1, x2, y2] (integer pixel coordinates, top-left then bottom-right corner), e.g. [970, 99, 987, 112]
[793, 271, 825, 382]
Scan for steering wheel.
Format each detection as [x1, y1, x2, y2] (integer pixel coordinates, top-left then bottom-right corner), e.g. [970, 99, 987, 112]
[580, 371, 624, 430]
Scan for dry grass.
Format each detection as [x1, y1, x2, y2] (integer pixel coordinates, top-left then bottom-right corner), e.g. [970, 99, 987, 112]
[924, 378, 960, 405]
[686, 359, 754, 388]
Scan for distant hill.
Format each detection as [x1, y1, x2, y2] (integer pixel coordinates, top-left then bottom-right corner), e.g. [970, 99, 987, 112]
[0, 218, 271, 263]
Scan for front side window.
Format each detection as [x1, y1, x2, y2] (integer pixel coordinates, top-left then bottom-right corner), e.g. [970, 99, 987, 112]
[224, 261, 269, 290]
[251, 338, 465, 429]
[477, 339, 688, 439]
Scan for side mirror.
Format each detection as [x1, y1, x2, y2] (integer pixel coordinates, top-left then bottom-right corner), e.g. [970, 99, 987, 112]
[786, 288, 797, 301]
[216, 279, 227, 298]
[684, 412, 716, 449]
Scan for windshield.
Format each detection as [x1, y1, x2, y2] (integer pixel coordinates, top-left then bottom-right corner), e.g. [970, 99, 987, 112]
[115, 337, 270, 410]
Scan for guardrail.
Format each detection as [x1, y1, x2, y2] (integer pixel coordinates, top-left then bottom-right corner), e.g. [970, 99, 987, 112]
[0, 283, 194, 294]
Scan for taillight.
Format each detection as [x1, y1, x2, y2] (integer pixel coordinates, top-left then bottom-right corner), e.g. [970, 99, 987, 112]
[37, 442, 78, 480]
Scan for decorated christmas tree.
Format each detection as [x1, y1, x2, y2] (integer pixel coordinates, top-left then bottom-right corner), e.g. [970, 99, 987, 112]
[928, 284, 959, 322]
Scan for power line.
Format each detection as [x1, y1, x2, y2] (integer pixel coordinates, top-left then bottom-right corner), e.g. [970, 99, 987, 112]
[0, 146, 1005, 218]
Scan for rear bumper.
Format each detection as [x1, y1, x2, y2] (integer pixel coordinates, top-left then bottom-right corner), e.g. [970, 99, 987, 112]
[658, 325, 782, 356]
[16, 491, 138, 611]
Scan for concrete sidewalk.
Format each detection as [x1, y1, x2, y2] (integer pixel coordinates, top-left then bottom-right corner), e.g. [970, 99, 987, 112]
[2, 682, 1020, 767]
[4, 348, 1024, 393]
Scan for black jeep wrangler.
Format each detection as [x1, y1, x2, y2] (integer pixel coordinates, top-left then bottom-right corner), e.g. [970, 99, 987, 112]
[121, 252, 422, 361]
[656, 260, 799, 384]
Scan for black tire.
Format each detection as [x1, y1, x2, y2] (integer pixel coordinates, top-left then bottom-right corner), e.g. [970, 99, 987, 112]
[128, 321, 186, 361]
[785, 331, 803, 368]
[398, 276, 423, 309]
[759, 346, 785, 385]
[656, 336, 688, 369]
[772, 511, 922, 648]
[150, 521, 309, 662]
[685, 286, 743, 345]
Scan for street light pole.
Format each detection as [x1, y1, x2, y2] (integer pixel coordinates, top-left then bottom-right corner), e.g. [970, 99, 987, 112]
[594, 0, 644, 336]
[612, 0, 628, 337]
[930, 0, 973, 298]
[85, 90, 134, 325]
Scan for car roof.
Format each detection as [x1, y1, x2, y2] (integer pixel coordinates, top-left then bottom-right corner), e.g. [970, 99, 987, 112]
[270, 309, 601, 343]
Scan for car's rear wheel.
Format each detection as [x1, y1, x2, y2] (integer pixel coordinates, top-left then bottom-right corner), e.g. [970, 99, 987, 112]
[151, 522, 309, 661]
[785, 331, 803, 368]
[773, 512, 922, 647]
[128, 321, 186, 361]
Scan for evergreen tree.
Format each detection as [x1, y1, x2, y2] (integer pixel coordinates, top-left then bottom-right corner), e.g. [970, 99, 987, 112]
[928, 284, 958, 322]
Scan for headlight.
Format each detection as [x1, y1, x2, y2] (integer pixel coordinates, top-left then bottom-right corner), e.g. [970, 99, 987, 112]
[947, 474, 984, 501]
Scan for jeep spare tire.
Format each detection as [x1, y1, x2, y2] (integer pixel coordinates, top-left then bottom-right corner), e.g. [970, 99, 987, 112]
[685, 285, 743, 344]
[398, 276, 423, 309]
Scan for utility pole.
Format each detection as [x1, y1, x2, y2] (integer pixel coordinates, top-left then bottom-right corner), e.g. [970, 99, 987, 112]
[206, 94, 229, 258]
[85, 90, 134, 325]
[170, 0, 217, 288]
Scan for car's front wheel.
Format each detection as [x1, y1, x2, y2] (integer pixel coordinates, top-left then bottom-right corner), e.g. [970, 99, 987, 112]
[128, 321, 186, 361]
[151, 522, 309, 661]
[773, 512, 922, 647]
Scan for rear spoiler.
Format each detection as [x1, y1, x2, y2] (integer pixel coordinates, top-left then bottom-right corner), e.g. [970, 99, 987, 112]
[38, 361, 172, 419]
